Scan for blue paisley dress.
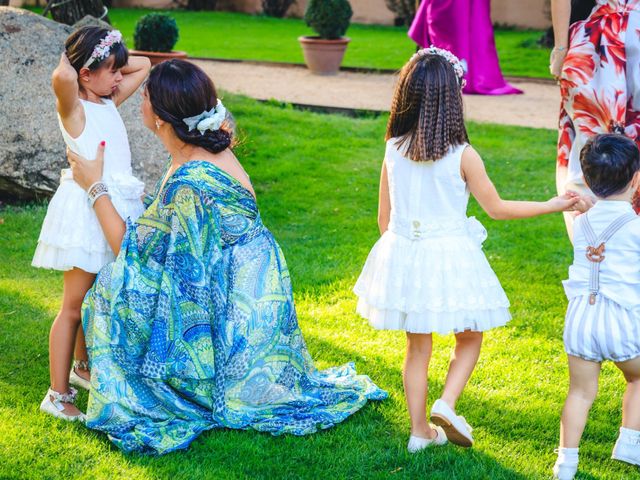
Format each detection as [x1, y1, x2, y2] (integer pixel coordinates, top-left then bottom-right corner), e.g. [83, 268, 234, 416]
[81, 160, 386, 454]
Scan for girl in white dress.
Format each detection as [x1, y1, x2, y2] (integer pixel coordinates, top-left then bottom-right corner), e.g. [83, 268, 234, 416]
[32, 26, 150, 421]
[354, 47, 579, 453]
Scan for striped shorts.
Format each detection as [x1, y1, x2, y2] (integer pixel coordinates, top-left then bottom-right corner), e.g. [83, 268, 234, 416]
[564, 295, 640, 363]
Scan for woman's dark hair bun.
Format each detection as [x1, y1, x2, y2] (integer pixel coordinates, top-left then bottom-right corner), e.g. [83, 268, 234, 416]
[146, 59, 232, 154]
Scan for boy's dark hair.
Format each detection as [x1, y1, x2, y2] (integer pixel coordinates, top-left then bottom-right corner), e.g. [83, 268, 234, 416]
[386, 54, 468, 162]
[65, 26, 129, 73]
[580, 134, 640, 198]
[146, 59, 232, 154]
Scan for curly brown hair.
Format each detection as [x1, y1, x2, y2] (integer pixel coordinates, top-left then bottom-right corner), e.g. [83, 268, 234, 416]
[386, 53, 468, 162]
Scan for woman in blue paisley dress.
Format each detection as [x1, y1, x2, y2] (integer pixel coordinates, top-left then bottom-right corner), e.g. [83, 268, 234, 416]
[67, 59, 386, 455]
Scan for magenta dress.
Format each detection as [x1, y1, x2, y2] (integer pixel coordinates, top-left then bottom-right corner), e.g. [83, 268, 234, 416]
[408, 0, 522, 95]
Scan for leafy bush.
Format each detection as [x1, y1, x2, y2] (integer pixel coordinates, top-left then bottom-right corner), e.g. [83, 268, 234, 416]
[385, 0, 416, 27]
[185, 0, 218, 11]
[262, 0, 296, 17]
[304, 0, 352, 39]
[133, 13, 179, 52]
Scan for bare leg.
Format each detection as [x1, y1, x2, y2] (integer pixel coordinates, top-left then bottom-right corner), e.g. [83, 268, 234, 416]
[440, 330, 483, 410]
[48, 268, 95, 416]
[559, 355, 601, 448]
[615, 356, 640, 430]
[404, 333, 436, 439]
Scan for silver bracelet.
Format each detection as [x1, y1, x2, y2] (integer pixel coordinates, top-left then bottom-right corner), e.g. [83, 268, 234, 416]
[553, 46, 567, 52]
[90, 190, 110, 207]
[87, 182, 110, 207]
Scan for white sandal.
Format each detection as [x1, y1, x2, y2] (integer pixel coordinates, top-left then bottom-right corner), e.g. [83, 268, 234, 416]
[69, 359, 91, 391]
[39, 387, 86, 422]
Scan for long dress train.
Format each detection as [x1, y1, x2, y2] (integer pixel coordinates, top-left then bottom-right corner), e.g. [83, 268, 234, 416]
[82, 161, 387, 454]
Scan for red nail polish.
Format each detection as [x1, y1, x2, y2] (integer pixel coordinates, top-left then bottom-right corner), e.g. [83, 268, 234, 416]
[100, 141, 106, 146]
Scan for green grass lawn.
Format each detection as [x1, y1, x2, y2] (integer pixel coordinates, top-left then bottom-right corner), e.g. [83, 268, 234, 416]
[1, 95, 636, 479]
[104, 8, 551, 79]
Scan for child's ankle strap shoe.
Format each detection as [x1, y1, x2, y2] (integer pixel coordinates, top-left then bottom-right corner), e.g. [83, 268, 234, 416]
[612, 427, 640, 466]
[553, 447, 579, 480]
[40, 387, 86, 422]
[69, 360, 91, 391]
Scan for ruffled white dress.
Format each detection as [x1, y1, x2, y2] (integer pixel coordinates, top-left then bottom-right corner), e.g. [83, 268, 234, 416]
[32, 99, 145, 274]
[354, 140, 511, 334]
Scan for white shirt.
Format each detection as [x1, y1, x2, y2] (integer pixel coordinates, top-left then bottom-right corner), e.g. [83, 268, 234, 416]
[563, 200, 640, 310]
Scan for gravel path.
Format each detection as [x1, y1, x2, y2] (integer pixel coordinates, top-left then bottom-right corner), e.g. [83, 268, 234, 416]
[193, 59, 560, 130]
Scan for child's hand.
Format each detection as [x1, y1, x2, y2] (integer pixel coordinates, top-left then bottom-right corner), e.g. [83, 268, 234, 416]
[54, 52, 78, 82]
[572, 194, 595, 213]
[546, 191, 580, 212]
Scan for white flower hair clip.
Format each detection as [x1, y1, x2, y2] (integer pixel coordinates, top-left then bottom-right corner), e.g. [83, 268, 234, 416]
[82, 30, 123, 69]
[183, 100, 227, 134]
[410, 45, 467, 83]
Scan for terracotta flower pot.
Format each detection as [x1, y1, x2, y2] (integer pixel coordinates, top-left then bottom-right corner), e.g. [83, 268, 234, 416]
[298, 36, 350, 75]
[129, 50, 188, 66]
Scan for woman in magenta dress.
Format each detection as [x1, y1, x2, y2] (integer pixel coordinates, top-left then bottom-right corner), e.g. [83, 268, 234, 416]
[408, 0, 522, 95]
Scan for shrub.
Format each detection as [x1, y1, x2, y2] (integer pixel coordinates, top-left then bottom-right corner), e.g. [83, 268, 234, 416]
[133, 13, 179, 52]
[262, 0, 296, 17]
[185, 0, 218, 11]
[385, 0, 416, 27]
[304, 0, 352, 39]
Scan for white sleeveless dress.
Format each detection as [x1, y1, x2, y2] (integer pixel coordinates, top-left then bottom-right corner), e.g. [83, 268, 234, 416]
[32, 98, 145, 274]
[354, 140, 511, 334]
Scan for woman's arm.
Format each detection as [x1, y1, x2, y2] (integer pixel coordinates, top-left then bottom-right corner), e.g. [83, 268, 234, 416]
[112, 56, 152, 107]
[550, 0, 572, 78]
[462, 146, 578, 220]
[377, 161, 391, 234]
[68, 143, 127, 254]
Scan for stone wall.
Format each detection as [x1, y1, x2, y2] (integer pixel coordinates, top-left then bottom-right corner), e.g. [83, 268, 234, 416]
[11, 0, 552, 29]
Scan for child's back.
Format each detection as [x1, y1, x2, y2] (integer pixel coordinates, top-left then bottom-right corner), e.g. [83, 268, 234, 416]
[386, 140, 470, 228]
[565, 202, 640, 312]
[354, 139, 511, 335]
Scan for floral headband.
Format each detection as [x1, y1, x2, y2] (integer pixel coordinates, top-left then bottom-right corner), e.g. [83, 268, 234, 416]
[82, 30, 123, 69]
[410, 45, 467, 83]
[183, 99, 227, 134]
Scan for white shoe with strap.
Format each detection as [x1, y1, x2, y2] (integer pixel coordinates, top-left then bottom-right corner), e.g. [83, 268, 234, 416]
[69, 360, 91, 391]
[430, 399, 473, 447]
[39, 387, 86, 422]
[407, 425, 448, 453]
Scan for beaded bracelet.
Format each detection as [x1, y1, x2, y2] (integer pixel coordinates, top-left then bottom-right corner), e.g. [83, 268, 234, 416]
[87, 181, 110, 207]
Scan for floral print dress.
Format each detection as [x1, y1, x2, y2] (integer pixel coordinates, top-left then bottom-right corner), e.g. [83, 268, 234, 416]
[81, 161, 386, 454]
[558, 0, 640, 211]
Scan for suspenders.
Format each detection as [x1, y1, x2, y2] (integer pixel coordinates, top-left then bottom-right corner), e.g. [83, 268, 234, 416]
[582, 212, 638, 305]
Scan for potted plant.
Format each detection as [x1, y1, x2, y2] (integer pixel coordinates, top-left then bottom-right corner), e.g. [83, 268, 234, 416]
[130, 13, 187, 65]
[298, 0, 353, 75]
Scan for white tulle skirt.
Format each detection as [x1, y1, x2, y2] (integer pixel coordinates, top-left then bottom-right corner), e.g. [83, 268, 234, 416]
[32, 169, 145, 274]
[354, 217, 511, 335]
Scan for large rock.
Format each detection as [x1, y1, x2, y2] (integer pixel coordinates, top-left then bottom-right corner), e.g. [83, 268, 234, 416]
[0, 7, 166, 201]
